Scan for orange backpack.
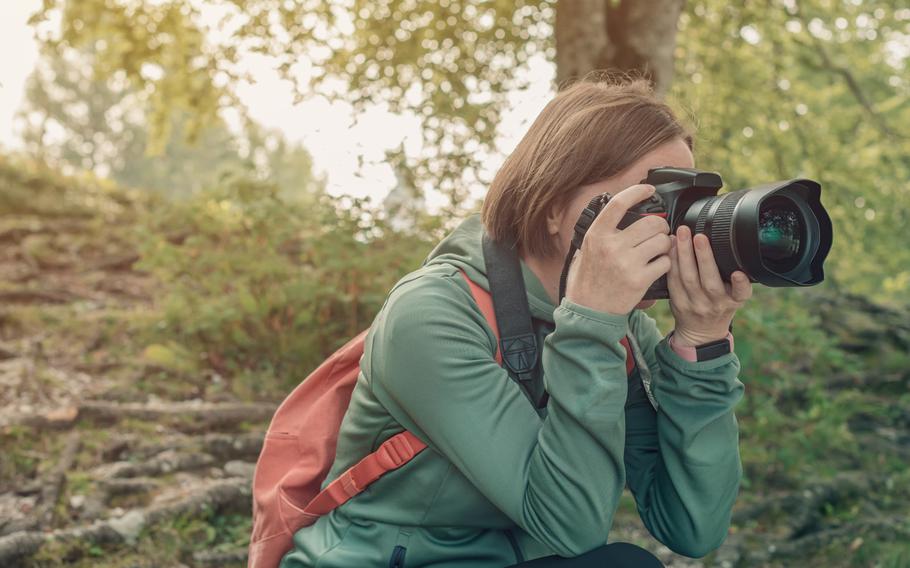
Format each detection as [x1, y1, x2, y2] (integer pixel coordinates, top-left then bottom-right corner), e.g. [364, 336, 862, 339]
[247, 269, 503, 568]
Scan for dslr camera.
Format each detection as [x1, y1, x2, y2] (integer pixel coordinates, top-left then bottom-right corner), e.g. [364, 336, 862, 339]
[568, 167, 834, 300]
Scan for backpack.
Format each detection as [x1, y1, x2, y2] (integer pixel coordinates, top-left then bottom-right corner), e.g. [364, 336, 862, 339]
[248, 269, 504, 567]
[248, 236, 640, 568]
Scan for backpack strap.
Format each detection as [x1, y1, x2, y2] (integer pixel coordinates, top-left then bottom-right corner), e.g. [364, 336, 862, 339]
[299, 269, 506, 520]
[458, 269, 502, 365]
[464, 264, 634, 380]
[302, 430, 426, 519]
[481, 231, 548, 412]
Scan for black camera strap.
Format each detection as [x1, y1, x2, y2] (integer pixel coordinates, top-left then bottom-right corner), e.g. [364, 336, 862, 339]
[481, 231, 548, 413]
[558, 194, 611, 304]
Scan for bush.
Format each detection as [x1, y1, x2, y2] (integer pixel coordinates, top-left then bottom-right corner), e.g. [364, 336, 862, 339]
[135, 175, 442, 399]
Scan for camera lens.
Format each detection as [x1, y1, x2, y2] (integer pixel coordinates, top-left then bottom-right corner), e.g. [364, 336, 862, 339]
[678, 179, 831, 288]
[758, 196, 803, 271]
[639, 168, 833, 298]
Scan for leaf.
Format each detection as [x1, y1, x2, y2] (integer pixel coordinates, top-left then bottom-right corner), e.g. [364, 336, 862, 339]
[142, 342, 198, 373]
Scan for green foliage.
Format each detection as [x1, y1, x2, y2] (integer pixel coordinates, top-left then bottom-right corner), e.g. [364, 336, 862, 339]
[31, 0, 555, 209]
[135, 174, 441, 398]
[30, 0, 224, 157]
[672, 1, 910, 302]
[850, 540, 910, 568]
[0, 426, 43, 488]
[34, 0, 910, 299]
[17, 44, 326, 198]
[0, 154, 148, 219]
[30, 511, 252, 567]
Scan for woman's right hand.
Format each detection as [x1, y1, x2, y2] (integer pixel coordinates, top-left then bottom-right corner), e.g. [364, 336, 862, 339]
[564, 184, 672, 316]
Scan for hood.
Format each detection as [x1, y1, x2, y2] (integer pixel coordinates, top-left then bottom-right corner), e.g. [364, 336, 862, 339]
[422, 213, 557, 323]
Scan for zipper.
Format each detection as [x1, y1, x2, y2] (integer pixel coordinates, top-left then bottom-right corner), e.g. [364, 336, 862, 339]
[505, 529, 524, 564]
[388, 544, 407, 568]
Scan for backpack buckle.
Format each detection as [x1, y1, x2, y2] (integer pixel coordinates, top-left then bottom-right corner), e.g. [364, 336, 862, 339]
[500, 333, 538, 381]
[382, 432, 418, 467]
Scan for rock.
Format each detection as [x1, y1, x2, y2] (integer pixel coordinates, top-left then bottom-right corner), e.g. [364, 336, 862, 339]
[224, 461, 255, 479]
[108, 510, 146, 544]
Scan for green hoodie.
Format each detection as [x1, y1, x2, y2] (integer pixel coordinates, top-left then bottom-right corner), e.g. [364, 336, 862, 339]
[281, 213, 744, 567]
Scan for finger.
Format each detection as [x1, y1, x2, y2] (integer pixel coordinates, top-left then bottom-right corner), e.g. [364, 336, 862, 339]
[674, 225, 704, 297]
[588, 184, 655, 235]
[632, 231, 672, 263]
[730, 271, 753, 302]
[666, 235, 687, 302]
[642, 253, 672, 283]
[692, 233, 726, 297]
[619, 214, 670, 247]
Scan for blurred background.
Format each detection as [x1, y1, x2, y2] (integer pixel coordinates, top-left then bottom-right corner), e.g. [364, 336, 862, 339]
[0, 1, 908, 566]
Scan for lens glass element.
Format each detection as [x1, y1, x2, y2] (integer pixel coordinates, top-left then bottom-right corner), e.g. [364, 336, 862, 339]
[758, 196, 803, 271]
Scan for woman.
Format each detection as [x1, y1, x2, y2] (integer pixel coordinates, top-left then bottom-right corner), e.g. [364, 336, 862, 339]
[281, 78, 751, 567]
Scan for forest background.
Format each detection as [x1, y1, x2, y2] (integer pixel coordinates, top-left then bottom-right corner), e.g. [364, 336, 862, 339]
[0, 1, 909, 567]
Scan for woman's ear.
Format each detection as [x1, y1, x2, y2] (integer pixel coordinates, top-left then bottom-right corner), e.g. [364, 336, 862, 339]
[546, 203, 563, 236]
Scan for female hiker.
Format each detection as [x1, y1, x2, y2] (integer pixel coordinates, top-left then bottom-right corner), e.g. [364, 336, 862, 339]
[279, 77, 751, 567]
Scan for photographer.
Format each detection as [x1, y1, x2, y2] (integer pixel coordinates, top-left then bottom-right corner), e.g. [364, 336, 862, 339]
[280, 78, 750, 567]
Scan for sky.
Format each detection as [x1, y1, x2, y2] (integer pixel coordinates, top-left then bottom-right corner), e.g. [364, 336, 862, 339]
[0, 2, 557, 211]
[0, 3, 41, 150]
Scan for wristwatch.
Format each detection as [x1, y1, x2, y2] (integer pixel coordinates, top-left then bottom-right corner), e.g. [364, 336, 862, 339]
[668, 330, 735, 362]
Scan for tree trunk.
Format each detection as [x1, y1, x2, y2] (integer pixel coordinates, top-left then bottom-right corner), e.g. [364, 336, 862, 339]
[555, 0, 686, 97]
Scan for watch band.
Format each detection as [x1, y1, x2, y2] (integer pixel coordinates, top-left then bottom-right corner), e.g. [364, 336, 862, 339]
[669, 331, 734, 362]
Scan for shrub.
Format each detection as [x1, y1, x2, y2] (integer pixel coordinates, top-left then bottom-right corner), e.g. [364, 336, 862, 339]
[136, 175, 441, 398]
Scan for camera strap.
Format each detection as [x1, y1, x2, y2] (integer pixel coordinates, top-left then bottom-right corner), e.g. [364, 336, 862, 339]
[559, 193, 611, 303]
[481, 231, 548, 413]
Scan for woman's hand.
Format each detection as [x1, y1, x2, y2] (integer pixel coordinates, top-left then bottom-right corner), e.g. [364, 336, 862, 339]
[564, 184, 673, 316]
[667, 225, 752, 346]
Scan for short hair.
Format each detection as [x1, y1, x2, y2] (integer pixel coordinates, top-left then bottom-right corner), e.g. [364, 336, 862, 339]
[481, 75, 693, 259]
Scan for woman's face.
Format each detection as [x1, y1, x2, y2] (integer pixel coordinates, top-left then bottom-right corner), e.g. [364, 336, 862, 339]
[550, 137, 695, 310]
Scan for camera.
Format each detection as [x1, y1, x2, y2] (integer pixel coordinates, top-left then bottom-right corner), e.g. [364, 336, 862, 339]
[567, 167, 834, 300]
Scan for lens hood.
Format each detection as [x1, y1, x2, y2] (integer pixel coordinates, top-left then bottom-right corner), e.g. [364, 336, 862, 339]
[683, 179, 833, 286]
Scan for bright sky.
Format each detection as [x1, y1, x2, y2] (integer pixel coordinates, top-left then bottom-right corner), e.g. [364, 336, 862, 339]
[0, 2, 557, 211]
[0, 3, 41, 150]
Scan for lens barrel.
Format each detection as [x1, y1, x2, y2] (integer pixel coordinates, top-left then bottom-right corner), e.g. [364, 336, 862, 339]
[680, 179, 832, 287]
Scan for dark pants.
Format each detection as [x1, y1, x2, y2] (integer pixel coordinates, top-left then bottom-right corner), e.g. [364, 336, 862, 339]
[506, 543, 664, 567]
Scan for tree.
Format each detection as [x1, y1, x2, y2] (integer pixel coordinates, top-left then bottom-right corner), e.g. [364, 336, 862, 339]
[17, 44, 327, 198]
[29, 0, 910, 299]
[381, 143, 426, 231]
[555, 0, 684, 94]
[672, 1, 910, 301]
[29, 1, 688, 212]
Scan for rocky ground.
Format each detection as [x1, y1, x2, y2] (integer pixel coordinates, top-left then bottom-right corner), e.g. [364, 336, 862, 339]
[0, 160, 908, 567]
[0, 162, 266, 566]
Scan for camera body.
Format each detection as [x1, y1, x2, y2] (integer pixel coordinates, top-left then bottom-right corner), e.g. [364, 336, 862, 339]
[571, 167, 834, 301]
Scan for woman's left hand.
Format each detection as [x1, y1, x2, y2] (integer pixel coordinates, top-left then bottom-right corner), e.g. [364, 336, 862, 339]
[667, 225, 753, 346]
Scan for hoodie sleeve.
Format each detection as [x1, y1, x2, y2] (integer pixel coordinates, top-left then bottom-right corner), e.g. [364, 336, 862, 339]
[623, 309, 744, 558]
[367, 270, 631, 557]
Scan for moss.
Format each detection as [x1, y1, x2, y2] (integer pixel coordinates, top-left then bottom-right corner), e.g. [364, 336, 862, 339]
[0, 426, 49, 489]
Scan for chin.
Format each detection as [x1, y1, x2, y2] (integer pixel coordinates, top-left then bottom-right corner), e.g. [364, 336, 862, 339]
[635, 299, 657, 310]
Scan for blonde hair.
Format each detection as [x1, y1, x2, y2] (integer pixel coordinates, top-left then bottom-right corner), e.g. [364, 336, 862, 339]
[481, 76, 693, 259]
